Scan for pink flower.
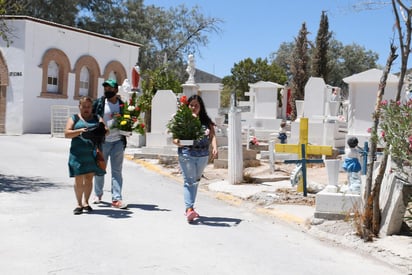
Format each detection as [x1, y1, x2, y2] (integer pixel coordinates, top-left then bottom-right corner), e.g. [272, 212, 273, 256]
[380, 100, 388, 106]
[381, 131, 385, 138]
[367, 128, 372, 133]
[250, 136, 259, 145]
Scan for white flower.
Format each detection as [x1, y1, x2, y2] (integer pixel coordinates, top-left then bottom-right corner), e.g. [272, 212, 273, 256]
[128, 105, 135, 112]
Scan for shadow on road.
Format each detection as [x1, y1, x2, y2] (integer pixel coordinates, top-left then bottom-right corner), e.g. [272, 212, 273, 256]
[89, 202, 170, 219]
[0, 174, 60, 193]
[190, 216, 242, 227]
[87, 208, 134, 219]
[127, 203, 171, 212]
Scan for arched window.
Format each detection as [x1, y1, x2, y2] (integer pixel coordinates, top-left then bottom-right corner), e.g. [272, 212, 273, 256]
[40, 48, 70, 99]
[73, 55, 100, 99]
[47, 61, 59, 93]
[79, 66, 90, 97]
[108, 71, 116, 81]
[102, 60, 127, 91]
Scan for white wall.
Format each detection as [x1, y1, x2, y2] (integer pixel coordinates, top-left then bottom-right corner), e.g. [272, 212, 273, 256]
[348, 82, 398, 135]
[1, 18, 140, 134]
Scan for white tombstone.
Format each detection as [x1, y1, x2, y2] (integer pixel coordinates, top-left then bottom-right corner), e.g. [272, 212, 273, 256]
[244, 81, 286, 137]
[343, 69, 399, 145]
[304, 77, 328, 120]
[145, 90, 177, 148]
[198, 83, 223, 123]
[198, 83, 226, 146]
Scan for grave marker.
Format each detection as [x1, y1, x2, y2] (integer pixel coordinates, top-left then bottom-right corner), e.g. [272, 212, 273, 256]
[275, 117, 333, 158]
[285, 144, 324, 196]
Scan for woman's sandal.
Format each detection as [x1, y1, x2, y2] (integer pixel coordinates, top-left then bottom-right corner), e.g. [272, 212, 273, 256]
[83, 205, 93, 212]
[73, 207, 83, 215]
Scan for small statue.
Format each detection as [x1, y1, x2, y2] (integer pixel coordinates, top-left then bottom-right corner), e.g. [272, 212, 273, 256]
[342, 137, 362, 193]
[185, 54, 196, 84]
[278, 120, 287, 144]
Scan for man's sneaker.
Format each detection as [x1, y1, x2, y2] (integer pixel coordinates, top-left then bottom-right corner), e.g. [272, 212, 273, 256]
[186, 208, 197, 222]
[93, 195, 102, 204]
[112, 200, 128, 209]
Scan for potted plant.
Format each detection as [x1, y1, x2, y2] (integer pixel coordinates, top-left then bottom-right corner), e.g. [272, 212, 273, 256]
[167, 95, 204, 145]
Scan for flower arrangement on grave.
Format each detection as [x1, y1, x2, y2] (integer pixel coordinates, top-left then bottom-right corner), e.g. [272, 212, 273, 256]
[112, 91, 145, 135]
[249, 136, 259, 146]
[378, 99, 412, 171]
[166, 95, 203, 141]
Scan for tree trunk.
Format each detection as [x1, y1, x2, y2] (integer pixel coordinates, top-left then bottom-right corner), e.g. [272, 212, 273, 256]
[362, 45, 397, 241]
[144, 109, 152, 133]
[372, 153, 389, 235]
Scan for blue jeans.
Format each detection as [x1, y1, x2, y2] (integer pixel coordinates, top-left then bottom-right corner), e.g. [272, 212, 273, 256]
[94, 140, 124, 201]
[178, 154, 209, 210]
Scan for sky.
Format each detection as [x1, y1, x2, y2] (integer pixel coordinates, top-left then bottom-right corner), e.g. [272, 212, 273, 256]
[144, 0, 400, 78]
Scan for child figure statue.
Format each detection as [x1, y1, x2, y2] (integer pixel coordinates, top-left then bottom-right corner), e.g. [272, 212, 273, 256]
[278, 120, 287, 144]
[342, 137, 362, 193]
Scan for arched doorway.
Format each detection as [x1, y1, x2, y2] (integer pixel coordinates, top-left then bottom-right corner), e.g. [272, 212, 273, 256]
[0, 50, 9, 133]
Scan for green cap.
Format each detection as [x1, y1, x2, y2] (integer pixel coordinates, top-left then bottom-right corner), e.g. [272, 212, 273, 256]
[102, 79, 118, 88]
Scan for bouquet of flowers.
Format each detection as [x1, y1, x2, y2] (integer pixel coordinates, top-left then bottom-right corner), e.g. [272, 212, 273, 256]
[113, 91, 145, 135]
[167, 95, 203, 141]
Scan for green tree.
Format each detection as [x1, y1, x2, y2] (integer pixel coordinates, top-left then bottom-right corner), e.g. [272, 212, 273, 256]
[271, 39, 378, 90]
[269, 42, 294, 81]
[0, 0, 26, 45]
[128, 3, 223, 81]
[12, 0, 79, 26]
[222, 57, 287, 104]
[341, 44, 379, 78]
[289, 22, 310, 120]
[311, 11, 331, 82]
[139, 66, 182, 133]
[77, 0, 126, 36]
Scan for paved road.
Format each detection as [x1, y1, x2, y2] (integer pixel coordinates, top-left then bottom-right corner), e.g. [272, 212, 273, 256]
[0, 135, 404, 275]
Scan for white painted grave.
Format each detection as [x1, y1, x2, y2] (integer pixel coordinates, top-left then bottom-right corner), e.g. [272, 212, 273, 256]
[343, 68, 399, 145]
[144, 90, 177, 151]
[289, 77, 346, 147]
[242, 81, 286, 141]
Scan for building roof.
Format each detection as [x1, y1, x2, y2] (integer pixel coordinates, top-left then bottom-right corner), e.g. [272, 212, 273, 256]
[343, 68, 399, 84]
[195, 68, 222, 83]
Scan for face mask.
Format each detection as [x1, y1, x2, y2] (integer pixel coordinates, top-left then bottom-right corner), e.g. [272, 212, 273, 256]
[104, 91, 116, 98]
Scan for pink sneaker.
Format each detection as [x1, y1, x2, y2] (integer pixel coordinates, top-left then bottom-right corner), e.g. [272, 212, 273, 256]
[112, 200, 128, 209]
[193, 209, 200, 218]
[185, 208, 198, 222]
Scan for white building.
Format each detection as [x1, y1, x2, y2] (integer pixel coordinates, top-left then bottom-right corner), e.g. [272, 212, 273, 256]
[0, 16, 142, 135]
